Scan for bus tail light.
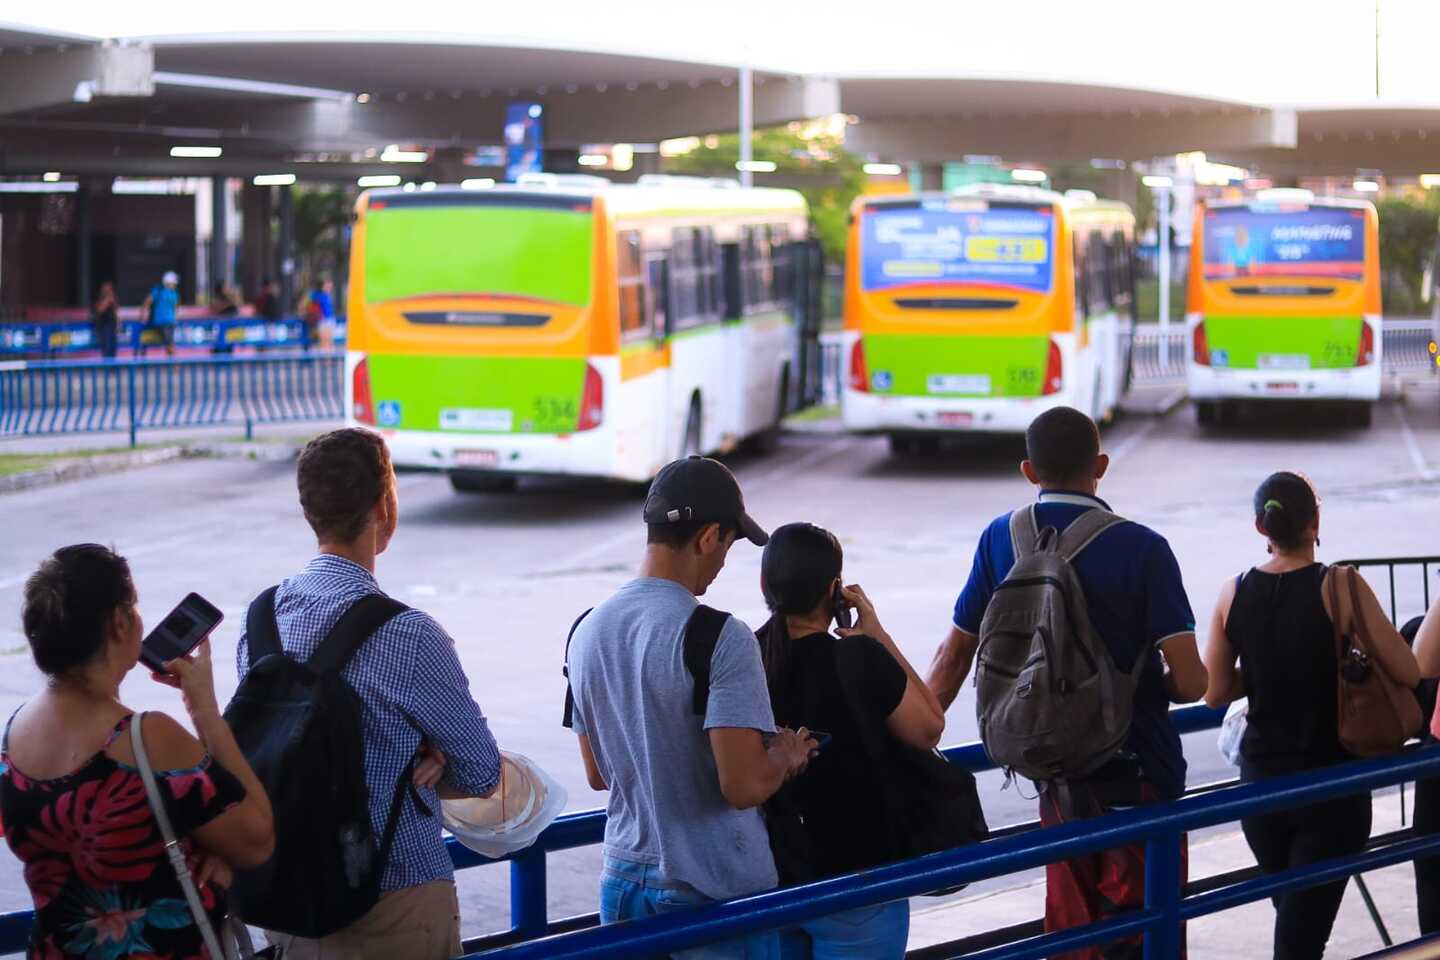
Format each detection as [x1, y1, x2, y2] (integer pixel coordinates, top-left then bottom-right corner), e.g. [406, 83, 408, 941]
[849, 339, 869, 393]
[352, 357, 375, 424]
[1356, 322, 1374, 366]
[1192, 323, 1211, 366]
[577, 363, 604, 431]
[1042, 339, 1063, 395]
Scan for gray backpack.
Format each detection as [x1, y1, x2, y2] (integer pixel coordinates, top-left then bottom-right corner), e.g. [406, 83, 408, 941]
[975, 504, 1144, 784]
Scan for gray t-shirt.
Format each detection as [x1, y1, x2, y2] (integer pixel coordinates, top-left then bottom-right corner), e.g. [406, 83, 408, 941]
[568, 577, 778, 900]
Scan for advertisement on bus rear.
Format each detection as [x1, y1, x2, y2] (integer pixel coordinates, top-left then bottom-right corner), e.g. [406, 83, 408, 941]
[1203, 207, 1366, 279]
[861, 203, 1054, 293]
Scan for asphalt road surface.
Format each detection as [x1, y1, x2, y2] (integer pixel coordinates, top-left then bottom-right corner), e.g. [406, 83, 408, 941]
[0, 386, 1438, 945]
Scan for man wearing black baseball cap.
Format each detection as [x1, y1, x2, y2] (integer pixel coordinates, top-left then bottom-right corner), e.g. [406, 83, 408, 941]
[564, 457, 814, 958]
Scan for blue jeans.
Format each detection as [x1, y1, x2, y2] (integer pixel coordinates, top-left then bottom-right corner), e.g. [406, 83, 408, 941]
[599, 856, 781, 960]
[779, 900, 910, 960]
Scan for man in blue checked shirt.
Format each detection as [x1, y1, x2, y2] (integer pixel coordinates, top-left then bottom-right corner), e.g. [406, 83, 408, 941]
[239, 428, 501, 959]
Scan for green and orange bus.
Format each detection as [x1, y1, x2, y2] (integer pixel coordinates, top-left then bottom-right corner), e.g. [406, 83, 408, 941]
[1187, 189, 1381, 427]
[841, 185, 1136, 451]
[346, 175, 820, 490]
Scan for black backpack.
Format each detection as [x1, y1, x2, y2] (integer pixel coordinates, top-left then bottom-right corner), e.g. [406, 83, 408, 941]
[224, 587, 422, 938]
[562, 604, 730, 728]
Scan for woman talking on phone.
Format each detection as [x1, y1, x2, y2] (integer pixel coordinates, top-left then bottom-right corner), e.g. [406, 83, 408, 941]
[1, 544, 273, 959]
[755, 523, 946, 960]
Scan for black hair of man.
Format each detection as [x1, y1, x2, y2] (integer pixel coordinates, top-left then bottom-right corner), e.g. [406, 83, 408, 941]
[646, 517, 739, 550]
[296, 428, 392, 544]
[1025, 406, 1101, 486]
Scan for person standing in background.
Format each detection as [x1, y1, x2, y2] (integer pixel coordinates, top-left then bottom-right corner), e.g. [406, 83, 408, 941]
[140, 270, 180, 357]
[92, 281, 119, 359]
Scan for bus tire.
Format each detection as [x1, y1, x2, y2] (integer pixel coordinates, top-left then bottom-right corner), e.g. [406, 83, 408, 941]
[1348, 401, 1373, 429]
[682, 396, 703, 458]
[1196, 401, 1217, 426]
[888, 433, 917, 457]
[450, 471, 518, 494]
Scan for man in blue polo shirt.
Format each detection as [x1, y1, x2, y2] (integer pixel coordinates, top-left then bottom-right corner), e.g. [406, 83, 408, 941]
[927, 406, 1207, 960]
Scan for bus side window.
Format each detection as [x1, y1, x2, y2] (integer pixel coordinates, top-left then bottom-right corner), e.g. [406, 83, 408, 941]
[618, 231, 650, 341]
[698, 228, 722, 320]
[1073, 231, 1090, 318]
[1083, 230, 1109, 314]
[770, 224, 793, 308]
[721, 243, 742, 319]
[742, 225, 776, 313]
[648, 257, 669, 336]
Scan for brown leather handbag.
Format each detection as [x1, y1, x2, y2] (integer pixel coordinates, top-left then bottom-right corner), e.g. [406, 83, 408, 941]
[1333, 565, 1423, 757]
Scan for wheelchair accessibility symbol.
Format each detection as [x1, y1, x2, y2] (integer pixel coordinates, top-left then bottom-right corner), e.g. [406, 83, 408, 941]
[377, 400, 402, 427]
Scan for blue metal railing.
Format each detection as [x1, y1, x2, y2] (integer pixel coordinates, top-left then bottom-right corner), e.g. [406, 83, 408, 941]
[0, 354, 344, 446]
[468, 747, 1440, 960]
[0, 317, 348, 358]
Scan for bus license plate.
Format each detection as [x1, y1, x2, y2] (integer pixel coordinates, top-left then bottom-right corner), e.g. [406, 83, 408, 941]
[441, 408, 514, 432]
[927, 374, 991, 395]
[1257, 353, 1311, 371]
[455, 449, 499, 468]
[938, 411, 974, 427]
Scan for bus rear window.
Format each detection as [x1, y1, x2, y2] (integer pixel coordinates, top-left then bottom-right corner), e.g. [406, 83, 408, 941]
[364, 202, 593, 306]
[861, 202, 1054, 293]
[1203, 207, 1365, 280]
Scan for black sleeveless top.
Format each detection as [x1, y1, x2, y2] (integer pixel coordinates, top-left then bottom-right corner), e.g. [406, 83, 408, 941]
[1227, 563, 1347, 775]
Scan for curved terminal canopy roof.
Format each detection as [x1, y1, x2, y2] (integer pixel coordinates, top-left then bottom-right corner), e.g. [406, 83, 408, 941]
[3, 5, 1439, 179]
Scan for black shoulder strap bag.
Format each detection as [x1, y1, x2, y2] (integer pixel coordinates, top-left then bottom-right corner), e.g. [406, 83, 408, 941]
[832, 638, 989, 893]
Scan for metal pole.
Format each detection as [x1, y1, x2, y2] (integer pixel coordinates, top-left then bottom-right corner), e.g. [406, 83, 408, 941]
[210, 176, 228, 305]
[277, 185, 296, 319]
[1143, 831, 1184, 960]
[510, 848, 548, 940]
[1158, 184, 1171, 370]
[738, 65, 753, 188]
[1354, 874, 1393, 946]
[75, 182, 92, 309]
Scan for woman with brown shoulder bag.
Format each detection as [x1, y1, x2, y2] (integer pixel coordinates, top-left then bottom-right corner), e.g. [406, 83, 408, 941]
[1203, 471, 1420, 960]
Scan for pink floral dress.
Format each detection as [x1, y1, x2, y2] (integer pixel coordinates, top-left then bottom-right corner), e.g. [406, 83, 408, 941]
[0, 712, 246, 960]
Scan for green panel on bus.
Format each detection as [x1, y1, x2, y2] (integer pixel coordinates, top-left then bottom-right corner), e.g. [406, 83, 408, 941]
[1202, 315, 1363, 370]
[367, 354, 588, 434]
[363, 206, 593, 306]
[861, 334, 1050, 398]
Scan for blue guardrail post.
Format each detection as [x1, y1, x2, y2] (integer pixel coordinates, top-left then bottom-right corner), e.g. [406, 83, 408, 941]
[509, 847, 548, 940]
[1144, 829, 1184, 959]
[126, 364, 138, 448]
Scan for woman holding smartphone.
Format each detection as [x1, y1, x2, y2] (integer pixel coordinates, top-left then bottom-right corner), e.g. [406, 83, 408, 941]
[756, 523, 945, 960]
[1, 544, 273, 959]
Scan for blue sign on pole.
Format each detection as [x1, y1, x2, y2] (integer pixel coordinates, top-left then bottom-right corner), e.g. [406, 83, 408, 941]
[505, 103, 544, 182]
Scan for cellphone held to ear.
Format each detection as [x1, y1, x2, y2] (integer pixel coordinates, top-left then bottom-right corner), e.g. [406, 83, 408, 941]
[832, 584, 852, 630]
[139, 593, 224, 673]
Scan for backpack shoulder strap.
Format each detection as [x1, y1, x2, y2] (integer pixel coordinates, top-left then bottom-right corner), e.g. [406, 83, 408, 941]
[1008, 505, 1042, 561]
[1056, 509, 1126, 562]
[307, 595, 410, 676]
[683, 605, 732, 717]
[561, 608, 593, 730]
[244, 586, 282, 668]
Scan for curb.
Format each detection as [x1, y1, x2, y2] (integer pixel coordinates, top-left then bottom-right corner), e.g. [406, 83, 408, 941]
[0, 440, 304, 495]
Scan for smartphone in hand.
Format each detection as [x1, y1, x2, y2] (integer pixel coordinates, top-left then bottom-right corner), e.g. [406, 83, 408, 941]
[832, 585, 852, 630]
[808, 730, 833, 750]
[139, 593, 224, 673]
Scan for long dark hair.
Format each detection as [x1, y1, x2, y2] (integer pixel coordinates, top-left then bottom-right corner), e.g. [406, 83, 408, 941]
[756, 523, 843, 713]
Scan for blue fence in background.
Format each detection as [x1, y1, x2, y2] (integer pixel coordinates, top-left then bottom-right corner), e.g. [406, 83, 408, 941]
[0, 317, 347, 358]
[0, 354, 344, 446]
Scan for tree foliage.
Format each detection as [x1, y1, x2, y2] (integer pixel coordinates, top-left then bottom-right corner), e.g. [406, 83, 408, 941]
[1376, 193, 1439, 315]
[666, 125, 867, 264]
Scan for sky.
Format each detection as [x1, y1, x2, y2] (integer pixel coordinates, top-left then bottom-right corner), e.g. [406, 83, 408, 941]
[12, 0, 1440, 105]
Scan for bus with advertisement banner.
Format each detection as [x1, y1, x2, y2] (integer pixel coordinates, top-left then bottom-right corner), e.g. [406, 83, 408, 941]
[1186, 189, 1381, 427]
[841, 184, 1136, 452]
[345, 175, 822, 491]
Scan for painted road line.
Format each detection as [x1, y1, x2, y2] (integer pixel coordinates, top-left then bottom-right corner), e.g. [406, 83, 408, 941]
[1396, 402, 1436, 481]
[1109, 416, 1162, 462]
